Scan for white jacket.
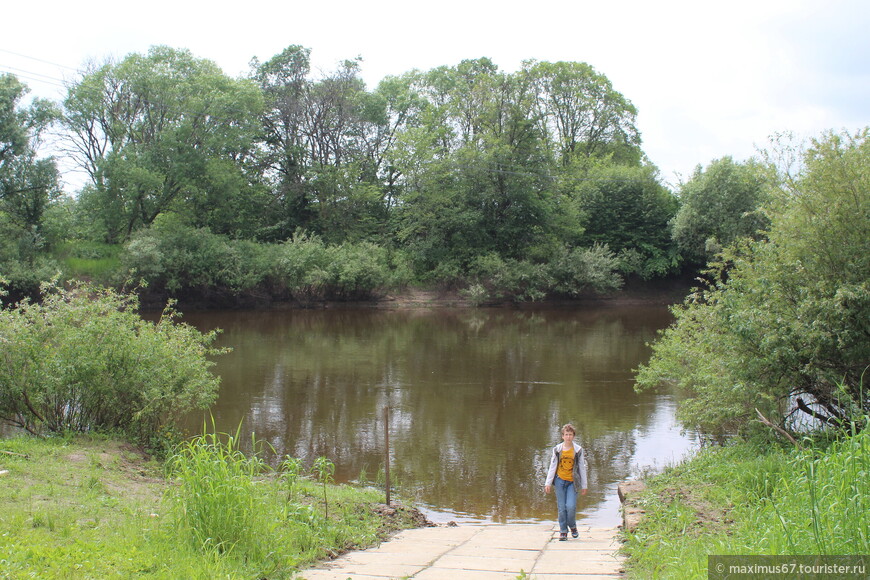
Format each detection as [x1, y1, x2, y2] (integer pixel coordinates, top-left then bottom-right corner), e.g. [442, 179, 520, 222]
[544, 442, 588, 492]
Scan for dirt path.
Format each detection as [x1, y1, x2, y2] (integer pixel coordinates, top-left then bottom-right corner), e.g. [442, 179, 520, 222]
[299, 523, 624, 579]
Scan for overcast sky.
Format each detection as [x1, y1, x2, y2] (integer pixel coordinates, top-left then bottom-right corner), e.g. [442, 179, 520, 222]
[3, 0, 868, 190]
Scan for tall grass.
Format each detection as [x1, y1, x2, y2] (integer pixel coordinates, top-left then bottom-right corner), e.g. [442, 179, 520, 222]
[622, 426, 870, 578]
[165, 425, 273, 559]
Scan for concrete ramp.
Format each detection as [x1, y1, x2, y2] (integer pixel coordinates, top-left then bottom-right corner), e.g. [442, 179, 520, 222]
[300, 523, 624, 579]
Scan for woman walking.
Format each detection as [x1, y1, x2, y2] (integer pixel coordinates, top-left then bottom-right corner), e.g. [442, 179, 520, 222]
[544, 423, 588, 541]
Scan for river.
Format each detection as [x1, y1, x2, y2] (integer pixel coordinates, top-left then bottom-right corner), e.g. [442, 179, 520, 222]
[178, 303, 696, 526]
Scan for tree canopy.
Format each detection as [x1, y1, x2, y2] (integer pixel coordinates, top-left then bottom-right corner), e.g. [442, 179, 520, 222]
[636, 129, 870, 438]
[1, 44, 865, 309]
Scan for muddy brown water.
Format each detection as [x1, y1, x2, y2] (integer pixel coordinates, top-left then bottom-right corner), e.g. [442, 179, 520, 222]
[177, 304, 696, 526]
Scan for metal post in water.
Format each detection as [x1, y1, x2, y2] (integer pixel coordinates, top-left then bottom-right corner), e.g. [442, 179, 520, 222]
[384, 405, 391, 506]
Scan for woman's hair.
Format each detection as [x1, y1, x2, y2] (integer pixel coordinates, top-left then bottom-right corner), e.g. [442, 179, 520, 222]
[561, 423, 576, 435]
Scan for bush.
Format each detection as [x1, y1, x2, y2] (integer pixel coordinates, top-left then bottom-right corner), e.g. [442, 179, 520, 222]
[122, 216, 274, 295]
[272, 233, 399, 300]
[0, 281, 223, 441]
[547, 244, 623, 296]
[466, 254, 549, 303]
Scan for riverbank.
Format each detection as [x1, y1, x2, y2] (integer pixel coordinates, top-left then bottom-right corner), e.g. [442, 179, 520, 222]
[0, 434, 429, 578]
[619, 432, 869, 578]
[143, 275, 695, 312]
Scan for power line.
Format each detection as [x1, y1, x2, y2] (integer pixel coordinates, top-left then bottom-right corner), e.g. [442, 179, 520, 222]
[0, 48, 81, 73]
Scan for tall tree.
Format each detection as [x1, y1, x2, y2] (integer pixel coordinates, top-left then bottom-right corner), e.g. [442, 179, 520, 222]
[526, 60, 642, 167]
[671, 157, 771, 263]
[62, 46, 263, 241]
[251, 45, 314, 237]
[572, 164, 679, 278]
[0, 74, 60, 233]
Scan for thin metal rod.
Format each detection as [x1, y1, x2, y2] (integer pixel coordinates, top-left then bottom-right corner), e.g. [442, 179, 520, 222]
[384, 405, 391, 506]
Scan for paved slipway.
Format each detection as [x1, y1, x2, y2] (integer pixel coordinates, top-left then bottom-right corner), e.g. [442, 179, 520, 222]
[298, 523, 625, 579]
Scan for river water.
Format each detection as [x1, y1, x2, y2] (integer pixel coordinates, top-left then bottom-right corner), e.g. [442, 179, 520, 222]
[178, 304, 696, 527]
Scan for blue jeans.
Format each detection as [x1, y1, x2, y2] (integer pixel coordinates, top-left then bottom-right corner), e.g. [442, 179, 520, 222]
[553, 476, 577, 533]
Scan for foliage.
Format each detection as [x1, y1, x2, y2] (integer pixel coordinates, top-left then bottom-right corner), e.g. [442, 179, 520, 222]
[0, 281, 223, 441]
[462, 244, 623, 304]
[622, 430, 870, 578]
[636, 129, 870, 437]
[61, 46, 264, 242]
[271, 232, 406, 300]
[121, 215, 274, 296]
[548, 243, 624, 296]
[572, 164, 680, 279]
[0, 74, 62, 300]
[671, 157, 771, 263]
[14, 47, 852, 301]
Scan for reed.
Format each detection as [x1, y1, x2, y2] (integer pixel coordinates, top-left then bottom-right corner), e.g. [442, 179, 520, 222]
[165, 424, 272, 558]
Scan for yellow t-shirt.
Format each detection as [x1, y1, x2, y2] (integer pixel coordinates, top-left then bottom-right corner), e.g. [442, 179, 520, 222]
[556, 446, 575, 482]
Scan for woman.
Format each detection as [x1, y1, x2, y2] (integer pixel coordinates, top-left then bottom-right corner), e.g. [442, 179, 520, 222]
[544, 423, 588, 541]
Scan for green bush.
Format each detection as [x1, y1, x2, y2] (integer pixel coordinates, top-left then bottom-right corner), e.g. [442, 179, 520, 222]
[0, 281, 223, 441]
[272, 233, 399, 300]
[466, 253, 549, 303]
[547, 244, 623, 296]
[636, 129, 870, 436]
[122, 216, 273, 294]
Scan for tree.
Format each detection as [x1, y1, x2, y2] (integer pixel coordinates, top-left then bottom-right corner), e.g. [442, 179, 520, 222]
[252, 49, 399, 243]
[0, 74, 61, 300]
[0, 74, 60, 232]
[635, 129, 870, 438]
[671, 157, 770, 263]
[525, 60, 642, 167]
[572, 164, 679, 278]
[61, 46, 264, 241]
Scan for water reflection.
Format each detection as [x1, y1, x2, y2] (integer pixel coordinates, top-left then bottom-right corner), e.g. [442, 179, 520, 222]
[180, 305, 696, 526]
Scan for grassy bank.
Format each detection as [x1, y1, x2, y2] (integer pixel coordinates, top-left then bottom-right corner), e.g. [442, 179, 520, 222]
[621, 429, 870, 578]
[0, 433, 425, 579]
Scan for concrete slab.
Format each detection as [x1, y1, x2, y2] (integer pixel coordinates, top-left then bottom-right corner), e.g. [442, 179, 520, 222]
[431, 553, 538, 571]
[414, 569, 523, 580]
[300, 573, 388, 580]
[297, 523, 625, 579]
[533, 551, 625, 575]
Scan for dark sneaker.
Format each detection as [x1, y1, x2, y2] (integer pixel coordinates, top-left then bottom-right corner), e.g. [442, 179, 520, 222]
[571, 527, 579, 538]
[559, 532, 567, 541]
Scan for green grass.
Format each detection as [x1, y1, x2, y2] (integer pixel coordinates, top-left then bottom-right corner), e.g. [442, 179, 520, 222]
[621, 428, 870, 578]
[0, 433, 423, 579]
[53, 241, 122, 282]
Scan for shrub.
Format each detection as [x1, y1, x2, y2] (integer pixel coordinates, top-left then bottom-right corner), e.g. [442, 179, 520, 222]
[272, 234, 398, 300]
[547, 244, 623, 296]
[467, 253, 549, 303]
[0, 281, 223, 441]
[122, 216, 273, 295]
